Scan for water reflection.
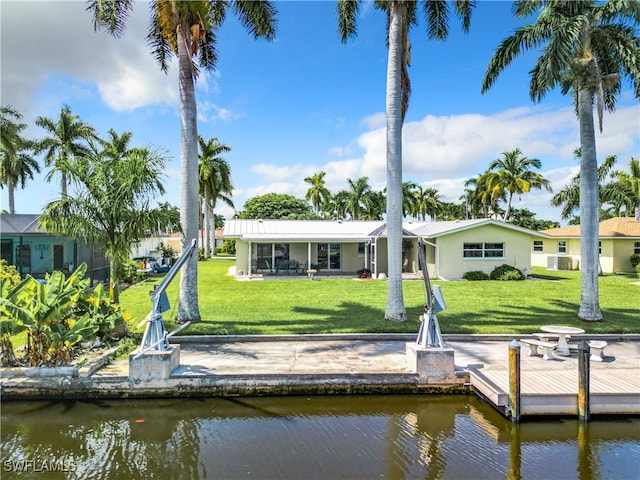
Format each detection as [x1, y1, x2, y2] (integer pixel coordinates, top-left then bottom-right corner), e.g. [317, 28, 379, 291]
[1, 395, 638, 479]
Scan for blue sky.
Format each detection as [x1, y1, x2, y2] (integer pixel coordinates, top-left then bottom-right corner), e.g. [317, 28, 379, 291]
[2, 0, 638, 223]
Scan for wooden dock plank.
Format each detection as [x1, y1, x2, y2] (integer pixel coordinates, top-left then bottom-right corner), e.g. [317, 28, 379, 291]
[469, 367, 640, 416]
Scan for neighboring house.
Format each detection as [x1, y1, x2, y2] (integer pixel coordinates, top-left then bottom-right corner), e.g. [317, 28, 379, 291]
[223, 218, 546, 280]
[534, 217, 640, 273]
[0, 213, 109, 283]
[409, 219, 549, 279]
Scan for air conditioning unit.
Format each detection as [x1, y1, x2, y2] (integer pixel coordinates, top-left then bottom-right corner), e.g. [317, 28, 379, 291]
[557, 256, 572, 270]
[547, 256, 558, 270]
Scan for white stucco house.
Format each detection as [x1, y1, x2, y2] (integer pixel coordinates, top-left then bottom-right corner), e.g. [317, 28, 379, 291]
[223, 218, 549, 280]
[533, 217, 640, 273]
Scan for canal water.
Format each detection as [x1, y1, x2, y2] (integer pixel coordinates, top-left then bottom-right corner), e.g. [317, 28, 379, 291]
[2, 394, 638, 479]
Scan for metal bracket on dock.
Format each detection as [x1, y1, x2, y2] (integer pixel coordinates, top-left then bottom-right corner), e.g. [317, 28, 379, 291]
[137, 239, 198, 356]
[416, 238, 445, 349]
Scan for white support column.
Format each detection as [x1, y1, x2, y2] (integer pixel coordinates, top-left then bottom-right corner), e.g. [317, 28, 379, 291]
[248, 240, 252, 277]
[307, 242, 311, 270]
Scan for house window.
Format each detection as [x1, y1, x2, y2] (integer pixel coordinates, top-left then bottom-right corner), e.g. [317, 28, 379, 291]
[463, 242, 504, 259]
[558, 241, 567, 254]
[357, 242, 366, 257]
[599, 241, 602, 255]
[635, 241, 640, 255]
[532, 241, 543, 253]
[317, 243, 340, 270]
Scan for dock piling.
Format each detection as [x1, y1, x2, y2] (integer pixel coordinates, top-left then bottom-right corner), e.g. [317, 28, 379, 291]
[508, 340, 521, 423]
[578, 341, 591, 421]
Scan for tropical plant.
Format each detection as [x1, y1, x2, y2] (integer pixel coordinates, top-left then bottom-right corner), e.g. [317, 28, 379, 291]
[345, 177, 375, 220]
[338, 0, 474, 321]
[0, 264, 94, 366]
[35, 104, 97, 197]
[75, 283, 130, 340]
[483, 148, 551, 222]
[0, 106, 40, 214]
[199, 135, 233, 257]
[88, 0, 278, 323]
[0, 278, 27, 366]
[304, 171, 331, 217]
[481, 0, 640, 321]
[39, 136, 180, 303]
[0, 259, 21, 288]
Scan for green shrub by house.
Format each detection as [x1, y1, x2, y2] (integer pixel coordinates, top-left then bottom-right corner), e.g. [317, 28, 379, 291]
[490, 264, 524, 281]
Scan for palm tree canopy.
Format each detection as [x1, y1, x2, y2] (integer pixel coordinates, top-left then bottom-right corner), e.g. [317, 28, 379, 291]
[304, 171, 331, 216]
[482, 0, 640, 130]
[198, 135, 233, 209]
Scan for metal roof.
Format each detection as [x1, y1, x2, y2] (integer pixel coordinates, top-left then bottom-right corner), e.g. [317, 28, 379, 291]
[224, 219, 422, 242]
[223, 218, 546, 241]
[0, 214, 43, 235]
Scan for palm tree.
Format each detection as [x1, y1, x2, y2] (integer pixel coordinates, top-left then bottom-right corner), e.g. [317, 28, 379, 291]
[345, 177, 373, 220]
[304, 171, 331, 217]
[412, 186, 442, 221]
[483, 148, 551, 222]
[325, 189, 350, 219]
[338, 0, 474, 321]
[608, 157, 640, 221]
[35, 104, 97, 197]
[551, 151, 617, 220]
[198, 136, 233, 257]
[88, 0, 277, 323]
[481, 0, 639, 321]
[0, 106, 40, 214]
[398, 181, 416, 218]
[39, 140, 180, 303]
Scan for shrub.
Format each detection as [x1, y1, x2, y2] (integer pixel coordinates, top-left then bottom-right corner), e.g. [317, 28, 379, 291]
[463, 270, 490, 281]
[0, 260, 21, 289]
[490, 264, 524, 281]
[630, 253, 640, 268]
[220, 239, 236, 255]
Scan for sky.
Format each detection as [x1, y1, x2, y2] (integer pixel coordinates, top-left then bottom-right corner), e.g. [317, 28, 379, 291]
[1, 0, 639, 224]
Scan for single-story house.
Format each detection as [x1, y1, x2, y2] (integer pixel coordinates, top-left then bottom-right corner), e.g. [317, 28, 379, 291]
[223, 218, 548, 280]
[533, 217, 640, 273]
[0, 213, 109, 283]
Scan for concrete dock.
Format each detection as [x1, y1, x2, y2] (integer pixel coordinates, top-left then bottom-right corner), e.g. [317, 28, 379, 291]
[1, 334, 639, 418]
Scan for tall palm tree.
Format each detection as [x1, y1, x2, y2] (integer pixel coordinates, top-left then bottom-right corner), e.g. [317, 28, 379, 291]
[304, 171, 331, 217]
[0, 106, 40, 214]
[39, 140, 180, 303]
[338, 0, 474, 321]
[325, 189, 350, 220]
[551, 151, 618, 220]
[198, 135, 233, 257]
[88, 0, 277, 323]
[482, 0, 639, 321]
[483, 148, 551, 222]
[35, 104, 97, 197]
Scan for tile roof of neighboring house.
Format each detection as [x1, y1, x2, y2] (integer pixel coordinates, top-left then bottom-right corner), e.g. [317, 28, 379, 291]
[541, 217, 640, 238]
[0, 214, 43, 235]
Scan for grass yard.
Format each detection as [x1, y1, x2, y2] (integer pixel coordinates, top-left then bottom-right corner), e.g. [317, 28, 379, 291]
[119, 258, 639, 336]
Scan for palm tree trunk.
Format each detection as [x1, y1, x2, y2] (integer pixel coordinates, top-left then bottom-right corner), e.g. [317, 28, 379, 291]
[209, 204, 216, 255]
[176, 23, 201, 323]
[8, 180, 16, 214]
[384, 1, 406, 322]
[203, 193, 211, 257]
[109, 257, 119, 304]
[577, 87, 602, 321]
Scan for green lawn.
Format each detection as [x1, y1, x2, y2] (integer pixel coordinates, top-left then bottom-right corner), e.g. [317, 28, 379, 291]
[119, 258, 639, 336]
